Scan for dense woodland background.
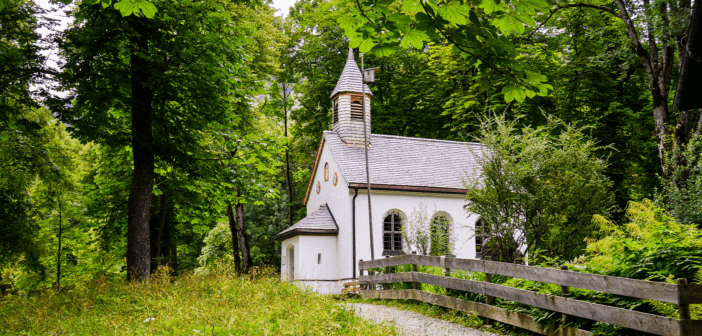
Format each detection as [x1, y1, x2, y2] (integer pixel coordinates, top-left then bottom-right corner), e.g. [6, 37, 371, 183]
[1, 0, 701, 293]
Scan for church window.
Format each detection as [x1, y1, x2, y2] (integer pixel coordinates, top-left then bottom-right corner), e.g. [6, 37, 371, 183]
[350, 101, 363, 120]
[430, 214, 451, 256]
[324, 162, 329, 181]
[316, 181, 321, 194]
[475, 218, 488, 259]
[383, 212, 403, 255]
[332, 172, 338, 186]
[333, 100, 339, 124]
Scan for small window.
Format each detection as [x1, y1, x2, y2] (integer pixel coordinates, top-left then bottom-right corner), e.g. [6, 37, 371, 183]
[350, 101, 363, 120]
[333, 100, 339, 124]
[475, 218, 488, 259]
[383, 212, 403, 254]
[430, 215, 450, 256]
[318, 253, 322, 264]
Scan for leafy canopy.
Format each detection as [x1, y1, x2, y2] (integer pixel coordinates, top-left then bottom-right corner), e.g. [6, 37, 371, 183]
[338, 0, 552, 102]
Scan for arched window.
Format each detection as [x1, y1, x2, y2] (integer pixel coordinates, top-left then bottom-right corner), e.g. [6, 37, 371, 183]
[333, 99, 339, 124]
[383, 212, 403, 255]
[430, 214, 451, 256]
[350, 101, 363, 120]
[475, 218, 488, 259]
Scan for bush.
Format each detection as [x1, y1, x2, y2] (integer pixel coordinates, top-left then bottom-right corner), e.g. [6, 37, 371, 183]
[465, 115, 614, 262]
[583, 199, 702, 281]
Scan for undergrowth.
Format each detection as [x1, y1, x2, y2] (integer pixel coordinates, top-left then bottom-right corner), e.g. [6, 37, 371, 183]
[0, 263, 396, 335]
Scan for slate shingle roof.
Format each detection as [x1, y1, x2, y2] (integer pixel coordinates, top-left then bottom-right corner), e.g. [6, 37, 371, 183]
[325, 131, 485, 190]
[330, 49, 372, 98]
[277, 204, 339, 240]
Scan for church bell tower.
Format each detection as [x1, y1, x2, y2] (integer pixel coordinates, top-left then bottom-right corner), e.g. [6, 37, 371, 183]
[330, 49, 372, 148]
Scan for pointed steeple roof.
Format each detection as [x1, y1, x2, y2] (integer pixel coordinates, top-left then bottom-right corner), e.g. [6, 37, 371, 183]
[330, 48, 373, 98]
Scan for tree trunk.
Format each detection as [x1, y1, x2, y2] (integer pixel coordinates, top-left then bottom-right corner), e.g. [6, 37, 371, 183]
[613, 0, 672, 174]
[126, 20, 155, 282]
[235, 198, 252, 271]
[226, 203, 241, 274]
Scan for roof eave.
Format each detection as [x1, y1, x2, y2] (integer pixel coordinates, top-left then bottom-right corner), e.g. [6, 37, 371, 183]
[330, 90, 373, 99]
[276, 228, 339, 241]
[303, 135, 326, 205]
[347, 183, 468, 195]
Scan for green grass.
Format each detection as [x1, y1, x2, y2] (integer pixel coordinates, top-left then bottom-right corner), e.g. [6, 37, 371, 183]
[0, 265, 396, 335]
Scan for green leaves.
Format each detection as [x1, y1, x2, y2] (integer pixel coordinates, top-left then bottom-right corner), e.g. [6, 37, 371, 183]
[465, 115, 614, 262]
[113, 0, 157, 18]
[437, 5, 467, 25]
[501, 84, 525, 103]
[84, 0, 158, 18]
[358, 39, 377, 53]
[340, 0, 553, 103]
[400, 29, 429, 49]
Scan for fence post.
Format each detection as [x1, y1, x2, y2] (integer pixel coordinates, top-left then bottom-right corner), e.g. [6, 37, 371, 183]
[411, 251, 419, 290]
[385, 256, 392, 290]
[484, 256, 494, 327]
[443, 253, 455, 276]
[678, 278, 691, 321]
[359, 260, 364, 290]
[560, 265, 570, 324]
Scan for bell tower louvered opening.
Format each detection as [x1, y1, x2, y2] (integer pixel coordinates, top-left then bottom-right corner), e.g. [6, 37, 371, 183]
[350, 101, 363, 120]
[333, 99, 339, 124]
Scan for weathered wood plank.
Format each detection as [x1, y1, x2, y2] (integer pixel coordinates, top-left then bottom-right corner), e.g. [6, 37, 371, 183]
[362, 255, 691, 304]
[360, 272, 681, 336]
[360, 289, 590, 336]
[447, 258, 684, 304]
[359, 254, 442, 269]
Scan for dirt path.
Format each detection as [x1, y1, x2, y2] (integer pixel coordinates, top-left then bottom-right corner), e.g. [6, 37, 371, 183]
[345, 303, 499, 336]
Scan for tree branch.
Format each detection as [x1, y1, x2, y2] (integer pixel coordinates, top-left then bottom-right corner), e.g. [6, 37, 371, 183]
[526, 3, 620, 40]
[418, 0, 496, 71]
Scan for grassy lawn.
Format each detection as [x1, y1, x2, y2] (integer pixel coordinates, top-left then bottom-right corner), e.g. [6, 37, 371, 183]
[0, 265, 396, 335]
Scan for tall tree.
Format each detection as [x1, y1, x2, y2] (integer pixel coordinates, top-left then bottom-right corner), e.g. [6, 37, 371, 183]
[59, 0, 257, 280]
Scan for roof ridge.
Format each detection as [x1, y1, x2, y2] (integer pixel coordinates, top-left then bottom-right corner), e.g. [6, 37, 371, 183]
[323, 130, 484, 146]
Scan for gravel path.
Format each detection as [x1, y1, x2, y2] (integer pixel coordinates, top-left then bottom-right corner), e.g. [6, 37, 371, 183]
[345, 303, 498, 336]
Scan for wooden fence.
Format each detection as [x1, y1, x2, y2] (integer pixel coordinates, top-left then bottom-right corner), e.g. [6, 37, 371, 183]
[358, 253, 702, 336]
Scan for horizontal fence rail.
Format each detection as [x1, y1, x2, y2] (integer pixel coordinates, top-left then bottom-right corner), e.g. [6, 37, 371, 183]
[359, 254, 702, 304]
[358, 254, 702, 336]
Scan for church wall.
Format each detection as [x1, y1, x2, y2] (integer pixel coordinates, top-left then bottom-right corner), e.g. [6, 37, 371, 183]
[297, 235, 338, 281]
[280, 235, 342, 294]
[280, 236, 299, 282]
[351, 190, 480, 263]
[305, 139, 354, 281]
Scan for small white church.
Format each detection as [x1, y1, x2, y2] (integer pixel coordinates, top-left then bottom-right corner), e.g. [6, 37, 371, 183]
[277, 49, 485, 294]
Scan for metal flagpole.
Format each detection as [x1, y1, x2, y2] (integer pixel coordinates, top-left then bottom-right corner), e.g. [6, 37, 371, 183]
[360, 52, 375, 261]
